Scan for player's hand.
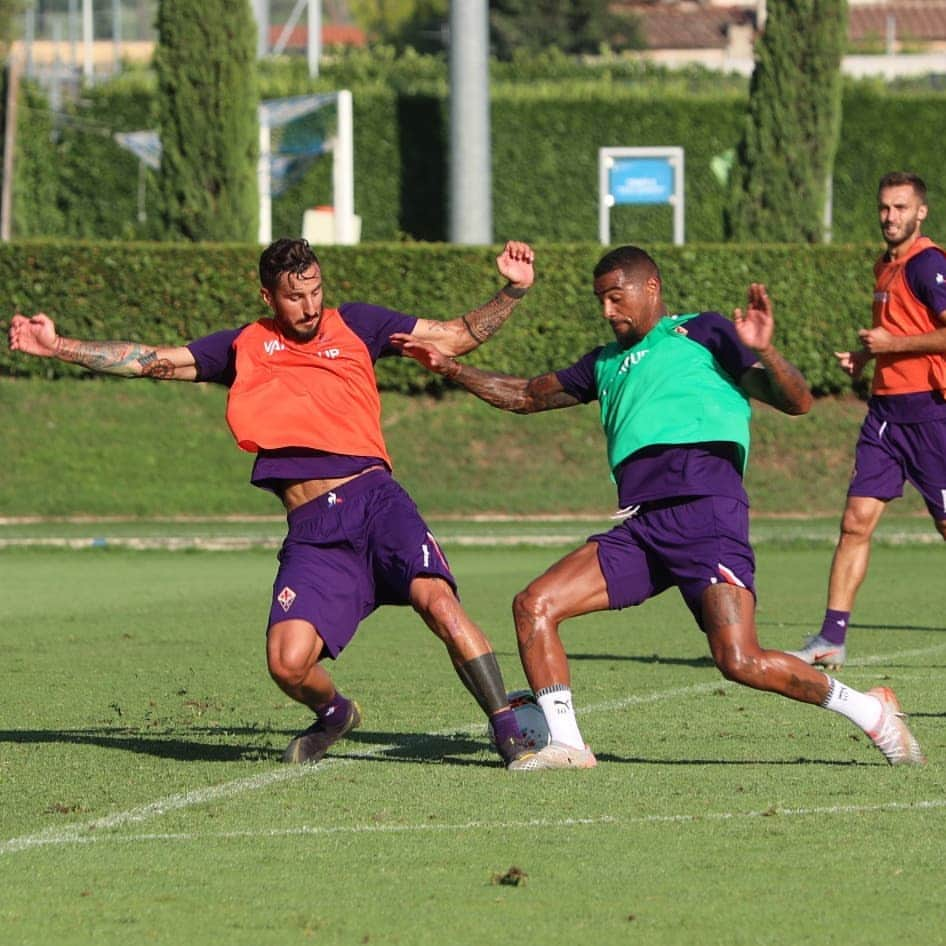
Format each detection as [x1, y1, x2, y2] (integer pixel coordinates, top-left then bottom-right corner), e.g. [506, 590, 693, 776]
[732, 283, 774, 354]
[496, 241, 535, 290]
[8, 313, 59, 358]
[834, 349, 871, 378]
[857, 325, 897, 354]
[389, 333, 457, 376]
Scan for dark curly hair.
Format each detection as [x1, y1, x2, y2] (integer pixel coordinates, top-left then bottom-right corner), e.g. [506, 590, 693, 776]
[258, 239, 321, 291]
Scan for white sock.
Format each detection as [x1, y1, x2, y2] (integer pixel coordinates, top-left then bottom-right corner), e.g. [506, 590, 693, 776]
[536, 685, 585, 749]
[821, 676, 884, 733]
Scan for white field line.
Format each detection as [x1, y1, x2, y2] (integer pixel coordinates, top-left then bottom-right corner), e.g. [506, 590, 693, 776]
[4, 641, 945, 858]
[7, 802, 946, 854]
[0, 528, 939, 550]
[0, 535, 590, 550]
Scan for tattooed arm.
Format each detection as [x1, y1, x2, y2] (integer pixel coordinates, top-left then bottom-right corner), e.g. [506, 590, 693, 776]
[391, 336, 579, 414]
[732, 283, 812, 416]
[409, 241, 535, 356]
[8, 313, 198, 380]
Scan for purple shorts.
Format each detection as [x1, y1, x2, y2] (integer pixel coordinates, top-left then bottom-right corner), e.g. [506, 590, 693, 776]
[589, 495, 756, 629]
[268, 469, 456, 658]
[849, 412, 946, 519]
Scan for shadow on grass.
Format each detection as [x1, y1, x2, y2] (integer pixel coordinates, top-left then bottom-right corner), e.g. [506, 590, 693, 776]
[758, 619, 946, 633]
[3, 727, 918, 768]
[336, 730, 496, 767]
[0, 726, 279, 762]
[0, 726, 495, 766]
[593, 753, 887, 766]
[569, 651, 716, 668]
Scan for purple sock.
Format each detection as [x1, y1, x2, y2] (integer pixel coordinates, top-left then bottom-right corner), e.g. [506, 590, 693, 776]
[490, 707, 522, 744]
[316, 691, 351, 729]
[820, 609, 850, 645]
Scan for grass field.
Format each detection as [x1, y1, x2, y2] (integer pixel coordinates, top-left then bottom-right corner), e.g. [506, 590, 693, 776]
[2, 539, 945, 946]
[1, 378, 926, 519]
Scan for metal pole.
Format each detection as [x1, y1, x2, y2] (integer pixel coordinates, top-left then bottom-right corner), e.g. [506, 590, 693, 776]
[252, 0, 270, 60]
[599, 151, 612, 246]
[308, 0, 321, 77]
[83, 0, 95, 81]
[672, 150, 685, 245]
[334, 90, 355, 244]
[448, 0, 492, 244]
[258, 116, 272, 245]
[113, 0, 122, 73]
[69, 0, 79, 70]
[1, 55, 22, 241]
[23, 5, 35, 79]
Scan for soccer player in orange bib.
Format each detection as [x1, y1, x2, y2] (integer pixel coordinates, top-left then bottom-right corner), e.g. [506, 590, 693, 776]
[789, 172, 946, 670]
[9, 238, 539, 768]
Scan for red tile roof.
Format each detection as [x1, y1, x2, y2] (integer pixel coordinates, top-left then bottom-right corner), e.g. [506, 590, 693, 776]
[629, 5, 752, 50]
[615, 1, 946, 49]
[849, 3, 946, 42]
[268, 23, 367, 49]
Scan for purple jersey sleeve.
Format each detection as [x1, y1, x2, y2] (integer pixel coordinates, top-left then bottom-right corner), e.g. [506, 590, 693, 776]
[555, 347, 605, 403]
[186, 326, 244, 386]
[683, 311, 759, 383]
[554, 311, 756, 401]
[338, 302, 418, 360]
[906, 248, 946, 317]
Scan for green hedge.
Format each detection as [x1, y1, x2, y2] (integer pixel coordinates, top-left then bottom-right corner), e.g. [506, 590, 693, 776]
[6, 63, 944, 246]
[1, 240, 878, 395]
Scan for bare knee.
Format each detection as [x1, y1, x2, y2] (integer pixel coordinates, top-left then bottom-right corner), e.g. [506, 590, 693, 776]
[268, 649, 308, 690]
[411, 577, 465, 642]
[267, 622, 320, 690]
[512, 582, 559, 641]
[839, 512, 875, 542]
[935, 519, 946, 542]
[838, 499, 886, 544]
[713, 644, 754, 683]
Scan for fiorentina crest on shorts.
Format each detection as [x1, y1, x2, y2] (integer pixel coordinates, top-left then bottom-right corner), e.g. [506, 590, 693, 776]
[277, 586, 297, 612]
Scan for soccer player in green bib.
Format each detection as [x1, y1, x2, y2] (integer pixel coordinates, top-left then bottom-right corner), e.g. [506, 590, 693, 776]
[394, 245, 925, 769]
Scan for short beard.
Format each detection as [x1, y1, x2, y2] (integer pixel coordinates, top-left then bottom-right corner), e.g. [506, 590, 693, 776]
[279, 315, 321, 343]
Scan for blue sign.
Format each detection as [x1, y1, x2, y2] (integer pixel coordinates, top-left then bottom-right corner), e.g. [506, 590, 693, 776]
[610, 158, 675, 205]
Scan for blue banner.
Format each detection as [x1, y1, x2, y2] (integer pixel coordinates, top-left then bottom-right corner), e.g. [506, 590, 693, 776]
[610, 158, 675, 205]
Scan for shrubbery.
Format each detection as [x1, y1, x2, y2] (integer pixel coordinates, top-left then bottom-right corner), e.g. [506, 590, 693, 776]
[5, 53, 942, 246]
[1, 239, 877, 396]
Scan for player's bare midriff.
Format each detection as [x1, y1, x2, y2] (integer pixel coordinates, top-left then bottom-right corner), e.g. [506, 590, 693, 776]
[279, 465, 387, 512]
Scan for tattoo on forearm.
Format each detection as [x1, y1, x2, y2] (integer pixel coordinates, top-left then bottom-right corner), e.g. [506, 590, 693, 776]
[138, 351, 177, 379]
[461, 286, 525, 344]
[449, 365, 576, 414]
[461, 315, 486, 343]
[756, 350, 811, 414]
[56, 338, 168, 378]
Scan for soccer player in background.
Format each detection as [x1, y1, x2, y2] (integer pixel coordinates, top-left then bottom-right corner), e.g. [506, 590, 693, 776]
[788, 172, 946, 670]
[394, 244, 925, 769]
[8, 238, 538, 768]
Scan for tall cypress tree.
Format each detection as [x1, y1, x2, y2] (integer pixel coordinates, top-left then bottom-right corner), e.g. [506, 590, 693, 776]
[490, 0, 642, 60]
[727, 0, 847, 243]
[155, 0, 259, 242]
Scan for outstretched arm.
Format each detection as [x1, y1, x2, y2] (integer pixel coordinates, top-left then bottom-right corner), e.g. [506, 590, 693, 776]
[392, 336, 579, 414]
[732, 283, 812, 416]
[408, 241, 535, 357]
[8, 313, 198, 380]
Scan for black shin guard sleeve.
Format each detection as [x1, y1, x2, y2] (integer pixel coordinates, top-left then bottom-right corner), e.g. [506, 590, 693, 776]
[455, 652, 508, 716]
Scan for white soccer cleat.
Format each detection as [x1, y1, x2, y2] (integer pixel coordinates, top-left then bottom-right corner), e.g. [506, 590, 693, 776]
[507, 740, 597, 771]
[866, 686, 925, 766]
[786, 634, 846, 670]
